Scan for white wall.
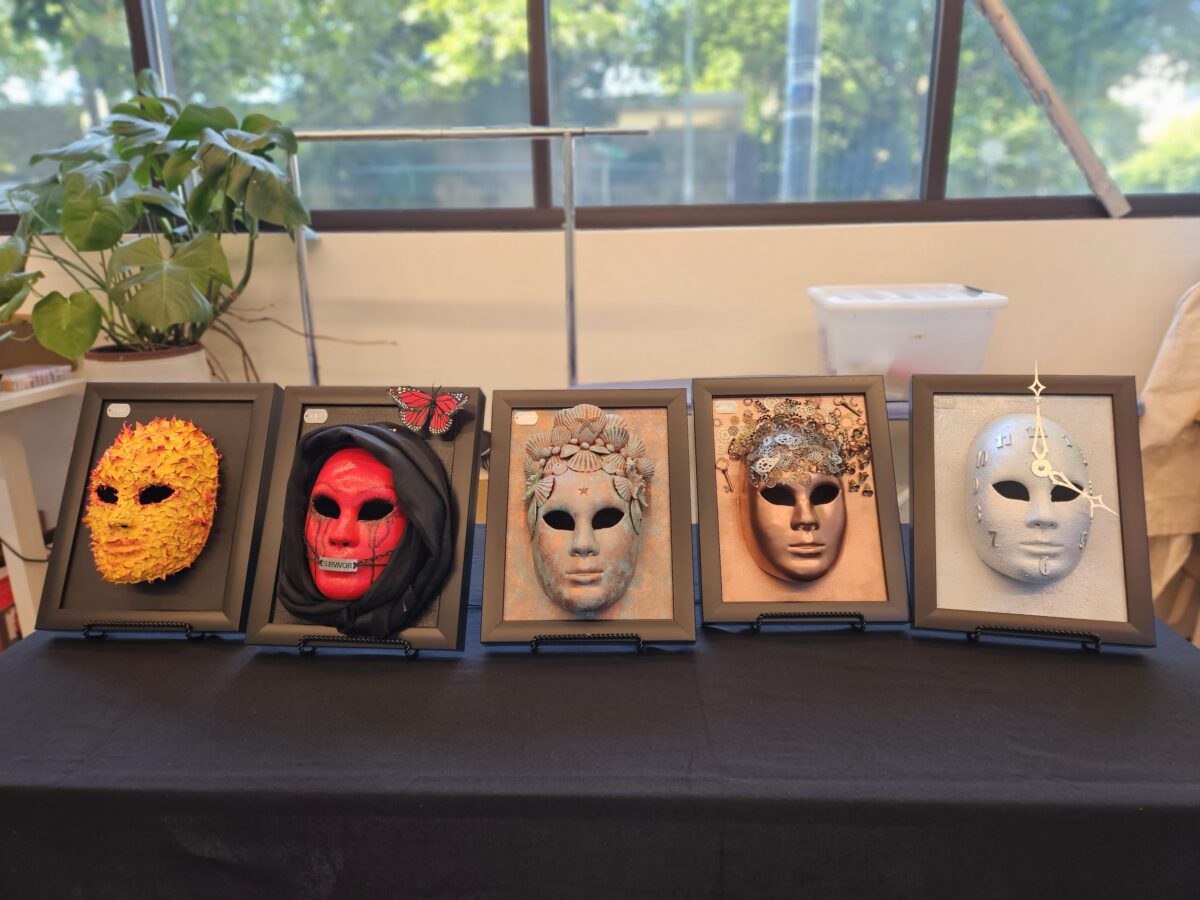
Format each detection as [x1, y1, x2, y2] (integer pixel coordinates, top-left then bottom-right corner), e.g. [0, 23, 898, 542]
[201, 216, 1200, 407]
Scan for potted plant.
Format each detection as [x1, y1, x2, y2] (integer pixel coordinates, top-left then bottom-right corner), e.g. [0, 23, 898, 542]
[1, 69, 309, 381]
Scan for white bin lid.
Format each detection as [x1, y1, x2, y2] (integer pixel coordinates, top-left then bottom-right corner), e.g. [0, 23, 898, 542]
[807, 283, 1008, 311]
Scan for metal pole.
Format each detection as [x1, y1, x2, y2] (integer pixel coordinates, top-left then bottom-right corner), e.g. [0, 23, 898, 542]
[287, 153, 321, 386]
[294, 126, 646, 143]
[563, 134, 578, 387]
[286, 125, 648, 389]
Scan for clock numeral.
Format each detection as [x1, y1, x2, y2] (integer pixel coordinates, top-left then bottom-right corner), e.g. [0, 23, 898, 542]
[976, 450, 989, 468]
[972, 477, 979, 494]
[995, 432, 1012, 449]
[989, 530, 998, 547]
[975, 505, 982, 522]
[1039, 557, 1051, 576]
[1079, 532, 1088, 550]
[1063, 434, 1073, 447]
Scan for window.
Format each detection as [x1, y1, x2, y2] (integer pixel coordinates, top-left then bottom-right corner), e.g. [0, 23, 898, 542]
[550, 0, 936, 205]
[948, 0, 1200, 197]
[0, 1, 1197, 226]
[0, 1, 135, 210]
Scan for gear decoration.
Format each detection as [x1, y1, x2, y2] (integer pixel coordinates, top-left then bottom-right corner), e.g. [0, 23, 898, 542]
[719, 396, 874, 495]
[83, 417, 220, 584]
[522, 403, 655, 536]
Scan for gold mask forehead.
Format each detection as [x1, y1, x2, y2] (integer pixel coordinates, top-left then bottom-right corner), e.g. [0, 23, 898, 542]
[84, 417, 221, 584]
[722, 396, 874, 494]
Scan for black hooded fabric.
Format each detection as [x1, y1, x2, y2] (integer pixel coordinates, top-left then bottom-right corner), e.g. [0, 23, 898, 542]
[277, 423, 453, 639]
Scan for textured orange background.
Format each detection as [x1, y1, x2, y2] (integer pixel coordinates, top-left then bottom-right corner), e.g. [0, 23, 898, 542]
[712, 395, 889, 603]
[502, 406, 674, 621]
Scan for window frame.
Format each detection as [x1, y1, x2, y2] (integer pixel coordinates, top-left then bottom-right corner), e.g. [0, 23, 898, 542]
[0, 0, 1196, 236]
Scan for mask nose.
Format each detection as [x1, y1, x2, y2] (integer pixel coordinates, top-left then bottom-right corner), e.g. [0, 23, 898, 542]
[1025, 488, 1058, 529]
[790, 496, 820, 531]
[109, 502, 135, 529]
[570, 520, 599, 557]
[328, 512, 361, 547]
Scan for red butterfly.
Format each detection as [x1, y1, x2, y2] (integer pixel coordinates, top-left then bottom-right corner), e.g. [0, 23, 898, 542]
[388, 386, 469, 436]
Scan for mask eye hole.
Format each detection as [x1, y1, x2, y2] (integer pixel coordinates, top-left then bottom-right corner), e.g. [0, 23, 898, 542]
[810, 482, 840, 505]
[358, 499, 395, 521]
[992, 480, 1030, 501]
[312, 495, 340, 518]
[543, 509, 575, 531]
[138, 484, 174, 505]
[95, 485, 118, 504]
[759, 485, 795, 506]
[592, 507, 624, 529]
[1051, 483, 1083, 502]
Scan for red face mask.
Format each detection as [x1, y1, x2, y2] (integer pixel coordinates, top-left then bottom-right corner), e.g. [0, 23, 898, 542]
[305, 448, 408, 602]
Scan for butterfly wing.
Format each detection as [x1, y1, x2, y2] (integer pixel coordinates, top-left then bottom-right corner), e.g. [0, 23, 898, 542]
[428, 391, 469, 435]
[388, 387, 433, 433]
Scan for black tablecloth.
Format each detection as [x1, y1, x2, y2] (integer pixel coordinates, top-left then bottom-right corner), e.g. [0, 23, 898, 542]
[1, 538, 1199, 898]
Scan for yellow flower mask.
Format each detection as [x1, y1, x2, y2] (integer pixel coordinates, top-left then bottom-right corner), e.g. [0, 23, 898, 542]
[83, 417, 221, 584]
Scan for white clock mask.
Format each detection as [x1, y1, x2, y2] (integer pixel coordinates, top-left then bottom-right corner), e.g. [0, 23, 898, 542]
[967, 413, 1092, 583]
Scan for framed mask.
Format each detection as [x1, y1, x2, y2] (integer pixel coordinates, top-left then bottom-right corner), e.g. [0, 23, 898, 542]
[37, 382, 280, 632]
[481, 390, 695, 644]
[911, 374, 1154, 646]
[693, 377, 909, 625]
[244, 386, 483, 650]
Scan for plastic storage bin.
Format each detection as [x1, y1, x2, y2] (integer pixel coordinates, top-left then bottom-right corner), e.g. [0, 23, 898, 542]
[807, 283, 1008, 399]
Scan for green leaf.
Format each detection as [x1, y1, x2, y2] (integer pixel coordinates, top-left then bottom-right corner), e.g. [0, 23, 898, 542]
[197, 128, 309, 228]
[0, 282, 34, 322]
[31, 291, 102, 360]
[29, 131, 111, 165]
[8, 177, 65, 233]
[162, 148, 198, 190]
[0, 235, 28, 276]
[60, 182, 139, 252]
[62, 159, 130, 195]
[185, 166, 225, 224]
[110, 235, 231, 330]
[135, 69, 164, 97]
[110, 94, 167, 122]
[116, 185, 187, 220]
[106, 114, 170, 145]
[167, 103, 239, 141]
[240, 114, 298, 154]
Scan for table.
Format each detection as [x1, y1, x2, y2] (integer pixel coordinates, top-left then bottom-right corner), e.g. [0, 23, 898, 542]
[0, 376, 86, 634]
[1, 593, 1197, 899]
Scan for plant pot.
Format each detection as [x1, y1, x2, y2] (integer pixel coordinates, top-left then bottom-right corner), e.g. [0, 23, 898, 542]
[81, 344, 212, 383]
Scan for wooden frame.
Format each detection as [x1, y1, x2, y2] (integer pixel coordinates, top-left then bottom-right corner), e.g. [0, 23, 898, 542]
[37, 381, 280, 632]
[244, 386, 483, 650]
[481, 389, 695, 644]
[911, 374, 1154, 646]
[693, 376, 909, 624]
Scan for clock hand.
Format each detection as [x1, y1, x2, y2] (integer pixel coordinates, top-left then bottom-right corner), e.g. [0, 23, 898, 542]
[1028, 364, 1052, 474]
[1046, 466, 1117, 518]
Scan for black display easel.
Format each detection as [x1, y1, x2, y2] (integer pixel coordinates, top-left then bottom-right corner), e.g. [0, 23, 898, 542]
[530, 633, 644, 653]
[968, 625, 1102, 652]
[750, 611, 867, 633]
[82, 621, 202, 640]
[298, 634, 418, 657]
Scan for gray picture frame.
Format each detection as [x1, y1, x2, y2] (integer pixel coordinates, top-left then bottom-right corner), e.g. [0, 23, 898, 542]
[910, 374, 1154, 647]
[481, 389, 696, 644]
[693, 376, 909, 624]
[37, 381, 281, 633]
[243, 385, 484, 650]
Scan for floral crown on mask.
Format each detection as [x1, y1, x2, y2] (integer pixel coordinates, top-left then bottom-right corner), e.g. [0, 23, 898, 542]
[722, 397, 873, 494]
[522, 403, 655, 536]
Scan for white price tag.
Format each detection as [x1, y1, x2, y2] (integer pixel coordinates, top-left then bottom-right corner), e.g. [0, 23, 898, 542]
[106, 403, 131, 418]
[303, 408, 329, 424]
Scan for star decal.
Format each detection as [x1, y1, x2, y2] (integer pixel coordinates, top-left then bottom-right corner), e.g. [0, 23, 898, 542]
[578, 486, 589, 495]
[1028, 361, 1046, 400]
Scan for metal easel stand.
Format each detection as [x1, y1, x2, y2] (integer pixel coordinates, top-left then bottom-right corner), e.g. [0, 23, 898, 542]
[530, 632, 645, 654]
[286, 126, 648, 387]
[750, 611, 867, 634]
[298, 634, 418, 658]
[968, 626, 1102, 652]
